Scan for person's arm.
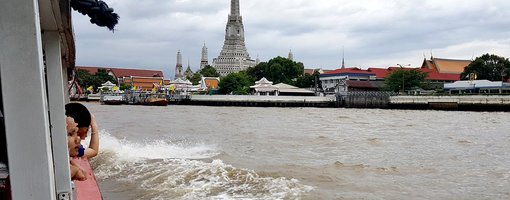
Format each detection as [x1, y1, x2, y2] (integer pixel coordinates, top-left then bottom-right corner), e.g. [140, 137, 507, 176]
[84, 114, 99, 158]
[70, 162, 87, 181]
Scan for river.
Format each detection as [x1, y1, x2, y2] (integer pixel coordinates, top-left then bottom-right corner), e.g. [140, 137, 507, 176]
[81, 102, 510, 200]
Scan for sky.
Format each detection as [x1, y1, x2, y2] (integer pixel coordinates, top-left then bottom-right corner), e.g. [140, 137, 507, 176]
[73, 0, 510, 79]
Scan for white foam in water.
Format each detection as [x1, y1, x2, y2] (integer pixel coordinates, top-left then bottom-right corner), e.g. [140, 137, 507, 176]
[89, 131, 219, 160]
[91, 130, 314, 199]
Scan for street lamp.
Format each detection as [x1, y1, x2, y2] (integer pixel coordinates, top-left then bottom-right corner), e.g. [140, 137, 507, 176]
[397, 64, 411, 95]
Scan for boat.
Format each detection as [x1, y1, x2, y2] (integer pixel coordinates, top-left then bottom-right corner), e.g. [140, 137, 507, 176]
[0, 0, 114, 199]
[87, 93, 101, 101]
[146, 93, 168, 106]
[100, 92, 125, 105]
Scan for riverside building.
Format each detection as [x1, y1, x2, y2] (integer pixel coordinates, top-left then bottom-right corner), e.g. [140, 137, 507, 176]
[212, 0, 256, 76]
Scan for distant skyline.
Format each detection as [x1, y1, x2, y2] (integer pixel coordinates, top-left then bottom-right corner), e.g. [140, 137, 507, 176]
[73, 0, 510, 79]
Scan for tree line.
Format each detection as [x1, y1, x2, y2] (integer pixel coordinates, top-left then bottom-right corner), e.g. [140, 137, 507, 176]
[188, 56, 319, 95]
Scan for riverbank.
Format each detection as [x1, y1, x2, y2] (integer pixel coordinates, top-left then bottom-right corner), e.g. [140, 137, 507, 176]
[82, 93, 510, 111]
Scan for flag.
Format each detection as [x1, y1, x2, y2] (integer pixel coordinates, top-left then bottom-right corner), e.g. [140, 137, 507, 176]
[87, 86, 94, 93]
[469, 73, 477, 81]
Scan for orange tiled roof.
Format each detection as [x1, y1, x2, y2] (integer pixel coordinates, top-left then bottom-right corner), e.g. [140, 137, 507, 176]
[205, 79, 219, 89]
[421, 58, 471, 74]
[131, 77, 163, 83]
[303, 69, 315, 75]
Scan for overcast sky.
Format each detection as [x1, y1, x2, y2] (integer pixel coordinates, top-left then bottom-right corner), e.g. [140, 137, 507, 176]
[73, 0, 510, 79]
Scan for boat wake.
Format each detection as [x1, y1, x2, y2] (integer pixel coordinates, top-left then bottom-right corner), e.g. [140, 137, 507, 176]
[91, 132, 313, 199]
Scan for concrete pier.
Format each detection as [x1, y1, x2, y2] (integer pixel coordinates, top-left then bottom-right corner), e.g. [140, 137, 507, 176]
[183, 95, 336, 107]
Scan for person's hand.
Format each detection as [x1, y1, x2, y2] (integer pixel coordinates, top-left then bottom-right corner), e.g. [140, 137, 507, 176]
[70, 164, 87, 181]
[76, 168, 88, 181]
[90, 113, 97, 126]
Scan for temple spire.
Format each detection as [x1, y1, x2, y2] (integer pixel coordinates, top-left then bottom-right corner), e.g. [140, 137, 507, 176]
[201, 43, 208, 69]
[213, 0, 255, 76]
[341, 47, 345, 69]
[175, 50, 183, 79]
[231, 0, 240, 16]
[288, 49, 294, 61]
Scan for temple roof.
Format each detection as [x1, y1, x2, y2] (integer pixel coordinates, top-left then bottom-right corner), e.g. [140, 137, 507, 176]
[254, 77, 273, 85]
[422, 57, 471, 74]
[251, 77, 278, 92]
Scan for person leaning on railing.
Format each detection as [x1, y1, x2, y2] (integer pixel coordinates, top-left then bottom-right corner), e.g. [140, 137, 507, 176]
[66, 117, 86, 181]
[65, 103, 99, 159]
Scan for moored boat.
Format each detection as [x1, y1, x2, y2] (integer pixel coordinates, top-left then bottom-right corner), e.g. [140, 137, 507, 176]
[100, 93, 125, 105]
[146, 94, 168, 106]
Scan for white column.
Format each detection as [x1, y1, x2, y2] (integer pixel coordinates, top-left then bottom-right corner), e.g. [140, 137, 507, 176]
[44, 31, 73, 197]
[0, 0, 57, 199]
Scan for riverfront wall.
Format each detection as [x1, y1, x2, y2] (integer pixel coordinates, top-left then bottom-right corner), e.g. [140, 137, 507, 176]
[181, 95, 336, 107]
[94, 92, 510, 111]
[389, 95, 510, 111]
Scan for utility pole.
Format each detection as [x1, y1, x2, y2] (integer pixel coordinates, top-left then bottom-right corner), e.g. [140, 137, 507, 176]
[397, 64, 411, 95]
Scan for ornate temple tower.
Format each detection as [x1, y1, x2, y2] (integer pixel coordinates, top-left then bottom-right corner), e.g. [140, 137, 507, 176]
[200, 43, 209, 69]
[288, 49, 294, 61]
[212, 0, 255, 76]
[185, 60, 193, 78]
[175, 50, 183, 79]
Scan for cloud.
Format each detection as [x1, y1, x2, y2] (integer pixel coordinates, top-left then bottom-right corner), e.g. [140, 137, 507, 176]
[73, 0, 510, 79]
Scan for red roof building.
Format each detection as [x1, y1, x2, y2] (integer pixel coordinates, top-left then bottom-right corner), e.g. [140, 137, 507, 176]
[367, 67, 460, 82]
[76, 66, 166, 91]
[320, 65, 461, 92]
[76, 66, 164, 79]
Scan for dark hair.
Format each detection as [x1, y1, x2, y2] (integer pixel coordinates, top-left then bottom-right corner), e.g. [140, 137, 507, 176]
[65, 103, 91, 128]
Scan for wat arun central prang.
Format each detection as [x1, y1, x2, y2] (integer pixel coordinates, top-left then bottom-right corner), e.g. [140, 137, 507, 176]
[213, 0, 256, 76]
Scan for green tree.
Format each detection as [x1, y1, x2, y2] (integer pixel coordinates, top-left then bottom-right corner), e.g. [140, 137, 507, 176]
[246, 56, 304, 84]
[199, 65, 220, 77]
[188, 73, 202, 85]
[295, 70, 323, 89]
[119, 83, 132, 91]
[461, 54, 510, 81]
[76, 69, 94, 89]
[385, 69, 428, 93]
[219, 72, 253, 95]
[76, 69, 117, 91]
